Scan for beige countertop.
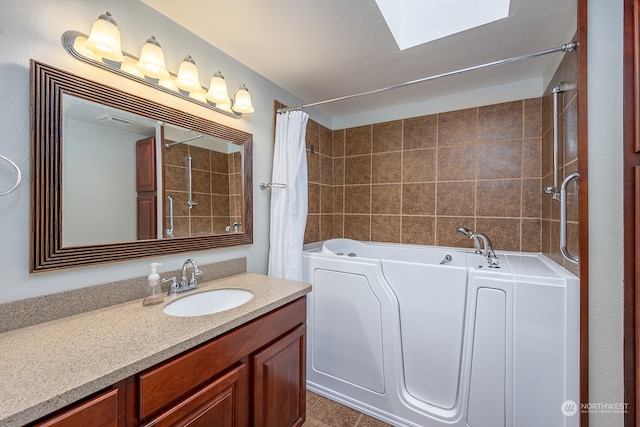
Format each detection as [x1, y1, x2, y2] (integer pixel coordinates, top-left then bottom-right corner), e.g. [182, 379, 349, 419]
[0, 273, 311, 427]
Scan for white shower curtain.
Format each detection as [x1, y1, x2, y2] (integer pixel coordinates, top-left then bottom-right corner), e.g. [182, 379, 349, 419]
[267, 110, 310, 281]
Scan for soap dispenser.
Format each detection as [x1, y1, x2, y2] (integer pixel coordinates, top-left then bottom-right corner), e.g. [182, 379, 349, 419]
[143, 262, 164, 306]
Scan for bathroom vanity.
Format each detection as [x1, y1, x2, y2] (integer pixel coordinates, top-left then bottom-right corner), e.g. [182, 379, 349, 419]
[0, 273, 310, 427]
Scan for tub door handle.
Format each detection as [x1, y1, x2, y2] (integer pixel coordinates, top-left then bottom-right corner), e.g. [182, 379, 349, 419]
[560, 172, 580, 265]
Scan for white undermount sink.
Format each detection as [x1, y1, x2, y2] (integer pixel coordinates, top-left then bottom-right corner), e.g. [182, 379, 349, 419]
[163, 289, 254, 317]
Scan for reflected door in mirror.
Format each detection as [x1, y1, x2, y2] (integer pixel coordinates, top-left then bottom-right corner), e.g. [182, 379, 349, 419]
[137, 137, 157, 240]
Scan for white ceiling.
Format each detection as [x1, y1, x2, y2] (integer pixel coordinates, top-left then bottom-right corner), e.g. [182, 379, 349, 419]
[141, 0, 577, 119]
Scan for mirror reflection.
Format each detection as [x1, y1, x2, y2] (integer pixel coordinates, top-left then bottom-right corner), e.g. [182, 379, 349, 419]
[62, 94, 243, 247]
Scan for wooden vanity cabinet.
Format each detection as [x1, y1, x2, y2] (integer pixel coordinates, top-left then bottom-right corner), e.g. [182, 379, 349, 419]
[253, 325, 306, 427]
[30, 297, 306, 427]
[134, 297, 306, 426]
[139, 363, 249, 427]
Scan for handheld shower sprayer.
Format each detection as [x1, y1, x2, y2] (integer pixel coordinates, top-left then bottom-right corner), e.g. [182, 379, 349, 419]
[456, 227, 481, 253]
[456, 227, 474, 237]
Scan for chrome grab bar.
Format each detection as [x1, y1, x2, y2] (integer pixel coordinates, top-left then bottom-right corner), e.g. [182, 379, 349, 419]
[560, 172, 580, 265]
[545, 82, 570, 200]
[166, 195, 174, 238]
[187, 155, 197, 209]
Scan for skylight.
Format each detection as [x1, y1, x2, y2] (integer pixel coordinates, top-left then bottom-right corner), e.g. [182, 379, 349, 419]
[374, 0, 511, 50]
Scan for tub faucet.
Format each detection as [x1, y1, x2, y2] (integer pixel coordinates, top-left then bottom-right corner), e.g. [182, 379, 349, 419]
[472, 232, 500, 268]
[456, 227, 482, 254]
[456, 227, 500, 268]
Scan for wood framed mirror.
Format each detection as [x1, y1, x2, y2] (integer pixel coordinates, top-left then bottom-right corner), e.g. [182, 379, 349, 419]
[30, 60, 253, 272]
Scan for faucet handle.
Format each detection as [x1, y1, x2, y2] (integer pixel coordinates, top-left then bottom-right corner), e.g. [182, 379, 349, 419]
[162, 277, 179, 295]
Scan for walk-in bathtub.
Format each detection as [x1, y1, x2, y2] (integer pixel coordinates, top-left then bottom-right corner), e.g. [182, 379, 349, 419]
[303, 239, 579, 427]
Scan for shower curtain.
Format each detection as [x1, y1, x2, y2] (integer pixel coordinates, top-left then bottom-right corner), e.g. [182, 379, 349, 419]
[267, 110, 309, 281]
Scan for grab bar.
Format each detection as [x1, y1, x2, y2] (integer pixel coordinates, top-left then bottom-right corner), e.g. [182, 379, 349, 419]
[260, 182, 287, 190]
[560, 172, 580, 265]
[545, 83, 566, 200]
[166, 195, 174, 238]
[187, 155, 197, 209]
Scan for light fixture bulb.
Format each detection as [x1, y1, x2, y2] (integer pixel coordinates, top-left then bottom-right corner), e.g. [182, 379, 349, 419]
[174, 55, 203, 93]
[81, 12, 125, 63]
[135, 36, 170, 79]
[206, 71, 231, 105]
[232, 84, 255, 113]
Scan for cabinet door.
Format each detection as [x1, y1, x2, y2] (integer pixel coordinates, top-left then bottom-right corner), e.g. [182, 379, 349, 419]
[136, 137, 156, 193]
[142, 363, 248, 427]
[253, 325, 306, 427]
[137, 193, 157, 240]
[32, 387, 120, 427]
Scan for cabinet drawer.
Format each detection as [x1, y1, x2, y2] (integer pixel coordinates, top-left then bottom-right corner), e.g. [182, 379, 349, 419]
[141, 363, 248, 427]
[32, 387, 120, 427]
[138, 298, 306, 419]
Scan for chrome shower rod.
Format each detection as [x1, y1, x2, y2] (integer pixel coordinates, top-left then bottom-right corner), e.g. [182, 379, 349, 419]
[164, 134, 204, 149]
[277, 41, 578, 113]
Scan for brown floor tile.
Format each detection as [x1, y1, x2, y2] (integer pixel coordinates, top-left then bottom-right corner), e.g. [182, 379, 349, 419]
[305, 391, 394, 427]
[307, 397, 361, 427]
[355, 413, 393, 427]
[302, 417, 332, 427]
[306, 390, 322, 414]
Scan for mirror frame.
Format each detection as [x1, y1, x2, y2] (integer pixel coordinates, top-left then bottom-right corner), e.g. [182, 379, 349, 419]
[30, 60, 253, 272]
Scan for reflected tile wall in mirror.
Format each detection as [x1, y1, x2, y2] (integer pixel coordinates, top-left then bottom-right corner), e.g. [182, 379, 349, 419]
[164, 144, 239, 237]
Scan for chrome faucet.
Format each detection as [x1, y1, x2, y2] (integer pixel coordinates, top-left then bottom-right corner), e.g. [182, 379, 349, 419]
[456, 227, 500, 268]
[181, 258, 203, 288]
[165, 259, 204, 296]
[456, 227, 482, 253]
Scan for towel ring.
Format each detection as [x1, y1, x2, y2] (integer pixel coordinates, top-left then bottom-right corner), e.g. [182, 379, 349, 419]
[0, 155, 21, 196]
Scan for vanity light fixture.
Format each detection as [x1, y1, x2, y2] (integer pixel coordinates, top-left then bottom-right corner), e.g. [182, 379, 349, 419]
[175, 55, 203, 93]
[80, 12, 124, 63]
[135, 36, 170, 80]
[232, 84, 255, 114]
[206, 71, 232, 105]
[61, 12, 254, 119]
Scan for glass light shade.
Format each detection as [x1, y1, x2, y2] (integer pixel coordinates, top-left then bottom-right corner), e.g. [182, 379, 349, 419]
[158, 77, 179, 92]
[232, 84, 255, 113]
[174, 55, 203, 93]
[215, 97, 233, 112]
[81, 12, 125, 63]
[120, 57, 145, 78]
[73, 35, 98, 60]
[206, 71, 231, 105]
[189, 89, 207, 103]
[135, 36, 169, 79]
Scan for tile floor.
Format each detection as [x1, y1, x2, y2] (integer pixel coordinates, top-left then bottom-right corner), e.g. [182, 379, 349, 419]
[302, 390, 393, 427]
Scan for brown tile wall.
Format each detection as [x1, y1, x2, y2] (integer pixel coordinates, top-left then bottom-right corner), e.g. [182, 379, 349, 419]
[163, 143, 237, 237]
[304, 99, 545, 253]
[541, 42, 580, 275]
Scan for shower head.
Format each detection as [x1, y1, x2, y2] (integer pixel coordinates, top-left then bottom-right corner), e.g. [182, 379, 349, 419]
[456, 227, 474, 237]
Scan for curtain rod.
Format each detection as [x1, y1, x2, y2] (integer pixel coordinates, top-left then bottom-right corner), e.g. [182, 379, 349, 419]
[277, 41, 578, 114]
[164, 134, 203, 149]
